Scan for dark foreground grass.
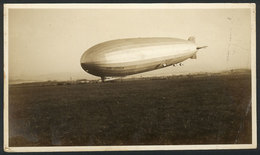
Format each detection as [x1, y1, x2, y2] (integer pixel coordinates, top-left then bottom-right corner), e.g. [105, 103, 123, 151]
[9, 72, 252, 146]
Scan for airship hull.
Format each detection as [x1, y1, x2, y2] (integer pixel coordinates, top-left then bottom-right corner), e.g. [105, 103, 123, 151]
[80, 37, 201, 78]
[81, 52, 195, 77]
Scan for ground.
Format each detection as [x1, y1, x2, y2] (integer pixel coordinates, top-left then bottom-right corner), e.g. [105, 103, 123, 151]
[8, 71, 252, 146]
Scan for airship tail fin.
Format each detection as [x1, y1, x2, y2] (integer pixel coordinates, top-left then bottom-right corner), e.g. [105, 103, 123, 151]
[197, 46, 208, 50]
[188, 36, 196, 43]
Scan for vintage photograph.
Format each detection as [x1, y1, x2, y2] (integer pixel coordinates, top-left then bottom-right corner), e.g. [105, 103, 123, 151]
[4, 4, 256, 152]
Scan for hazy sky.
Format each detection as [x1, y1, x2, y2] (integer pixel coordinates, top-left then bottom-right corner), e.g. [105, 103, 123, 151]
[8, 6, 252, 81]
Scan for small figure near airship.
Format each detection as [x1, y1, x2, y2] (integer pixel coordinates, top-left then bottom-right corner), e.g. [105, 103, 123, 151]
[80, 36, 207, 82]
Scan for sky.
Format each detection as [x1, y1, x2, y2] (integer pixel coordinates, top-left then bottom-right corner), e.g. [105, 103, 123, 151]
[8, 5, 253, 81]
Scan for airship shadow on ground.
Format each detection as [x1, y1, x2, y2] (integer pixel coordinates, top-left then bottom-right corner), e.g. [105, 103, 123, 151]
[80, 36, 207, 82]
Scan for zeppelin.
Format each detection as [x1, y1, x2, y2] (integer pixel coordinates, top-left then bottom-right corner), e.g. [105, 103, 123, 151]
[80, 36, 207, 81]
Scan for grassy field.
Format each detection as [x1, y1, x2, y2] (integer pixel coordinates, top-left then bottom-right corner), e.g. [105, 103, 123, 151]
[9, 71, 252, 146]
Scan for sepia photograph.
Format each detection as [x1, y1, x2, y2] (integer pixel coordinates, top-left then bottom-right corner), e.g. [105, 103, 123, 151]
[3, 3, 256, 152]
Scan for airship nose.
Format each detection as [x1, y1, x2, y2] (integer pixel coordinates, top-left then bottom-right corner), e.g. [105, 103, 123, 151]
[80, 51, 102, 75]
[80, 52, 92, 72]
[80, 63, 89, 72]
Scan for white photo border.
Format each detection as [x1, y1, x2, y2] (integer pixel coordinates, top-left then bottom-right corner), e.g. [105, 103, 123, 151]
[3, 3, 257, 152]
